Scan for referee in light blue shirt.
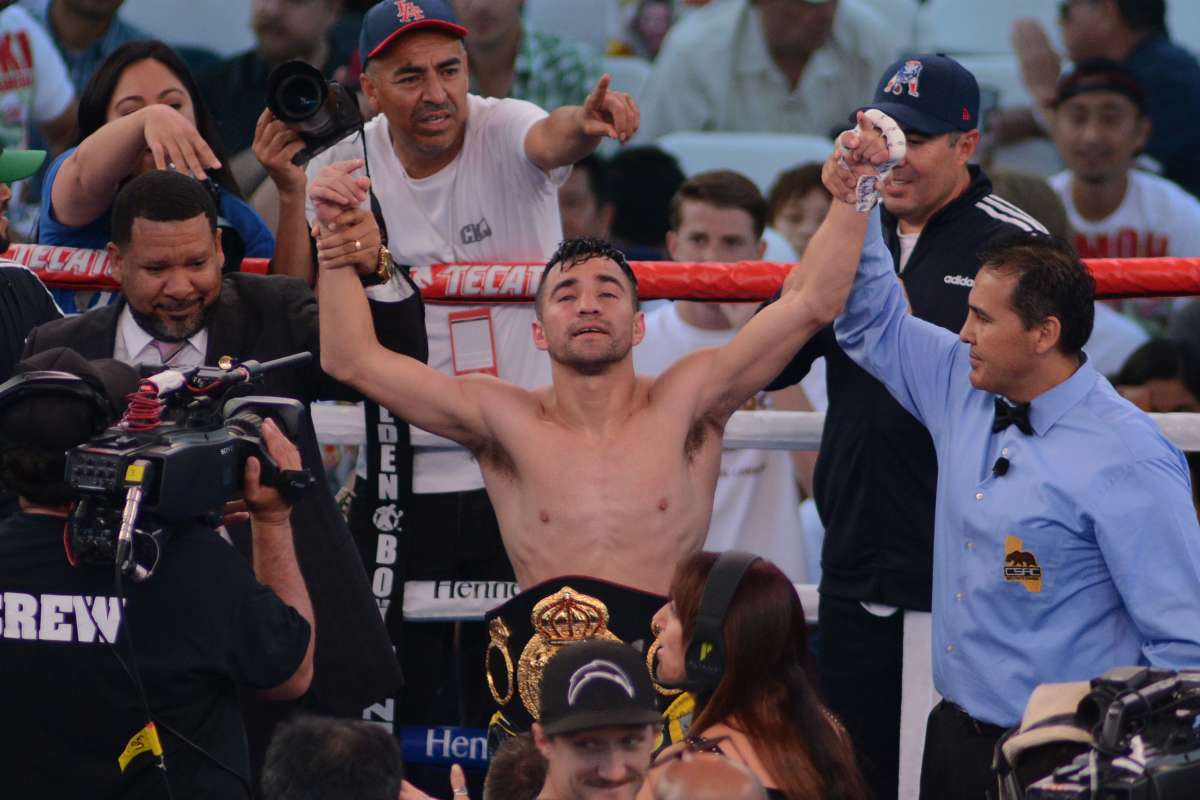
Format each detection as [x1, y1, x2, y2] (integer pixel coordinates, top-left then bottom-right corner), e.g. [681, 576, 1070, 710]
[828, 201, 1200, 798]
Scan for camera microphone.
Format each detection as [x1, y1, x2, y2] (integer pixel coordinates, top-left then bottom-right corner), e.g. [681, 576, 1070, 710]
[992, 456, 1010, 477]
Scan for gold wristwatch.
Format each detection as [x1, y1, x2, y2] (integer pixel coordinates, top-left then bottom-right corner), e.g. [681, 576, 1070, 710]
[361, 243, 393, 287]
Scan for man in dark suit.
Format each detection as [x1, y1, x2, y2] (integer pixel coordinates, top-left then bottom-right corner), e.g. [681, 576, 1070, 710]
[23, 169, 426, 778]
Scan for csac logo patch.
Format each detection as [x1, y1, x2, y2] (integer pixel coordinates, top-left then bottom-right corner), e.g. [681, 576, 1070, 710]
[884, 59, 923, 98]
[1003, 534, 1042, 593]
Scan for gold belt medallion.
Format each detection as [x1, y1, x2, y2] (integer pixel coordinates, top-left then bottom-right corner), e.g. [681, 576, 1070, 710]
[516, 586, 621, 719]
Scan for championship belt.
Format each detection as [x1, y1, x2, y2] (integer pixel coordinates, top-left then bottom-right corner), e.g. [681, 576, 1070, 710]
[484, 575, 668, 741]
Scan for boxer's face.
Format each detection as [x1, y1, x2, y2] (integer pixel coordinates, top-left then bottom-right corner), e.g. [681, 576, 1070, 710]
[109, 214, 223, 342]
[1051, 90, 1148, 185]
[533, 256, 644, 374]
[959, 268, 1047, 396]
[535, 723, 655, 800]
[650, 601, 686, 684]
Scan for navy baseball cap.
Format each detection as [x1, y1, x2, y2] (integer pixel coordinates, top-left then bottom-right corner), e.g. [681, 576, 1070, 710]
[857, 54, 980, 135]
[1055, 58, 1147, 114]
[359, 0, 468, 66]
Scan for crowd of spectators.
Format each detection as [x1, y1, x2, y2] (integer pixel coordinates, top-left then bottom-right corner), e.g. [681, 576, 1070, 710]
[2, 0, 1200, 799]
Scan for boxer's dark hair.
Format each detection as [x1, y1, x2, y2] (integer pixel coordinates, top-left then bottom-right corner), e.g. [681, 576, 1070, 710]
[536, 237, 639, 316]
[978, 232, 1095, 357]
[111, 170, 219, 246]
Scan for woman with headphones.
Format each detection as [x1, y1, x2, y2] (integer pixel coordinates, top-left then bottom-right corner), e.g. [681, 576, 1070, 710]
[644, 551, 867, 800]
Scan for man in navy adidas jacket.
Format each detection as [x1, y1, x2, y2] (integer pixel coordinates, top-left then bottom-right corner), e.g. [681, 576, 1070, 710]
[764, 54, 1047, 799]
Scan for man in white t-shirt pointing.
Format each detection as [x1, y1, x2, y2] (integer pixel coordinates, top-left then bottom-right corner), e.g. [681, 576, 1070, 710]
[286, 0, 639, 781]
[1048, 57, 1200, 335]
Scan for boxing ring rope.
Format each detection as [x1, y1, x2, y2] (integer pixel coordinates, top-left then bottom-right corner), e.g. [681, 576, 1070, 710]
[25, 246, 1200, 766]
[13, 243, 1200, 299]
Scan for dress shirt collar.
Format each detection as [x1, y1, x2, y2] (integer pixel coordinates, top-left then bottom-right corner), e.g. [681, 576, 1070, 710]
[118, 304, 208, 366]
[1012, 355, 1097, 437]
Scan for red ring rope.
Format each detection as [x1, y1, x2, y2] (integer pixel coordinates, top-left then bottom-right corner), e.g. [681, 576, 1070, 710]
[9, 244, 1200, 301]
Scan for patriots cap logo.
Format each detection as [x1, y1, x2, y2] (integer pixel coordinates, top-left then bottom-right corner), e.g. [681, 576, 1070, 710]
[884, 59, 924, 99]
[394, 0, 425, 23]
[566, 659, 635, 706]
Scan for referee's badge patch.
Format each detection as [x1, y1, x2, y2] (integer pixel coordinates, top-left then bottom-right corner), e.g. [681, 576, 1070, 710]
[1003, 535, 1043, 593]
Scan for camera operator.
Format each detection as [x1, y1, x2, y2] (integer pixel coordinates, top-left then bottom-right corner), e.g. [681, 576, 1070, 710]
[22, 168, 420, 774]
[0, 347, 314, 798]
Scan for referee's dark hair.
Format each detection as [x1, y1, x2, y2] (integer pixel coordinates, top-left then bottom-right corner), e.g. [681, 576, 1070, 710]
[110, 169, 218, 246]
[261, 715, 403, 800]
[977, 232, 1095, 357]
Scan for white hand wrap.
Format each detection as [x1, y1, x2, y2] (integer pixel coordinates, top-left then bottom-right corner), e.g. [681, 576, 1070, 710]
[837, 109, 907, 212]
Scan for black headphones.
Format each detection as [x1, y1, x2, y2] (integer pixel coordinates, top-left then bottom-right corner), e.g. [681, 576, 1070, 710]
[682, 550, 761, 695]
[0, 370, 114, 437]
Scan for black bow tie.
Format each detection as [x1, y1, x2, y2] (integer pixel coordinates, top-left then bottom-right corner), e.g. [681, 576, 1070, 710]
[993, 398, 1033, 435]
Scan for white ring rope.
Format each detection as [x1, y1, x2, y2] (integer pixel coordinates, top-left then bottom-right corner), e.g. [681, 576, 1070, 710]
[312, 405, 1200, 453]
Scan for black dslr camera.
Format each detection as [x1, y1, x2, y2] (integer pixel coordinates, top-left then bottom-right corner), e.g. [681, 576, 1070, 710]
[1022, 666, 1200, 799]
[265, 60, 363, 165]
[65, 353, 315, 582]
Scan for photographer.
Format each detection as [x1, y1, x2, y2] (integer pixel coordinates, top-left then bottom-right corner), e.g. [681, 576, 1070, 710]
[0, 347, 313, 798]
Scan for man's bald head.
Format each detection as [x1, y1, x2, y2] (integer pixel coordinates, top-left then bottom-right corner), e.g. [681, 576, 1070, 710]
[653, 754, 767, 800]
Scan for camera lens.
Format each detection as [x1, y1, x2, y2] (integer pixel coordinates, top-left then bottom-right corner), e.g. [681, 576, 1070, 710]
[277, 74, 325, 120]
[266, 60, 328, 125]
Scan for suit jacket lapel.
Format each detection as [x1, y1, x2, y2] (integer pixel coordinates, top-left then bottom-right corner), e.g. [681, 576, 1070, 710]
[204, 277, 244, 365]
[81, 300, 123, 360]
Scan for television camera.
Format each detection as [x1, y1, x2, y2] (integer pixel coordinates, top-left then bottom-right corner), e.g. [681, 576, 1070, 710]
[65, 353, 316, 582]
[1014, 666, 1200, 799]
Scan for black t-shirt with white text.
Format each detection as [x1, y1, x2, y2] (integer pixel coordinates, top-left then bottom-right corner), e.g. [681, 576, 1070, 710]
[0, 512, 310, 799]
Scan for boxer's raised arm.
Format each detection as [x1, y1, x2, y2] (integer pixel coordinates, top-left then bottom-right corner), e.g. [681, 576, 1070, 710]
[687, 201, 871, 423]
[682, 114, 897, 424]
[315, 207, 496, 451]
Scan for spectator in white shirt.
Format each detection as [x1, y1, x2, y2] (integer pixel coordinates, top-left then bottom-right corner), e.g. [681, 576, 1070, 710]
[1048, 58, 1200, 334]
[636, 0, 895, 141]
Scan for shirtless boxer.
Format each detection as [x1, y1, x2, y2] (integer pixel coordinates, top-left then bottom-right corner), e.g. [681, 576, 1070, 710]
[313, 112, 896, 595]
[314, 115, 895, 740]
